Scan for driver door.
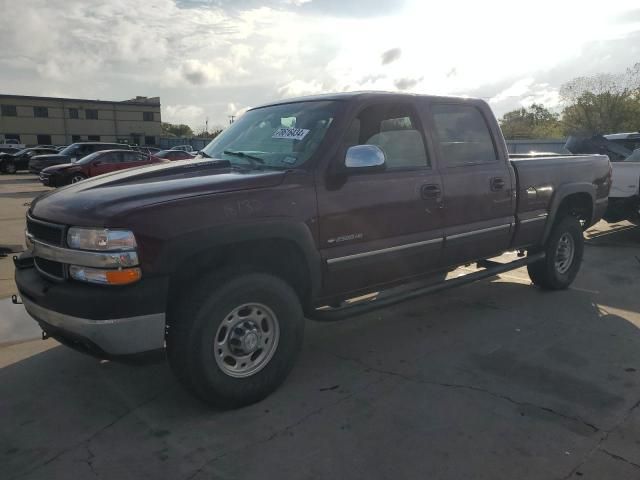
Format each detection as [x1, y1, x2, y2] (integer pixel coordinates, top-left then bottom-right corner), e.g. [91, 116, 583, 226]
[316, 101, 444, 298]
[89, 151, 121, 176]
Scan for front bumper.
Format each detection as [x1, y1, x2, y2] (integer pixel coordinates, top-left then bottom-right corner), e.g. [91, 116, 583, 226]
[15, 257, 168, 356]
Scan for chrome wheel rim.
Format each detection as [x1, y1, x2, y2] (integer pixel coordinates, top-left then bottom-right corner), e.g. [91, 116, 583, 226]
[71, 175, 84, 183]
[5, 163, 15, 173]
[214, 303, 280, 378]
[554, 233, 575, 274]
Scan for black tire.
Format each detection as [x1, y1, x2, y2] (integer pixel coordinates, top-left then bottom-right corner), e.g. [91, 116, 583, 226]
[527, 215, 584, 290]
[166, 271, 305, 408]
[69, 173, 86, 184]
[3, 161, 16, 174]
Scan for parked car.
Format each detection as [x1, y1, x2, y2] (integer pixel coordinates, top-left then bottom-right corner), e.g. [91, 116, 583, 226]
[28, 142, 133, 173]
[0, 139, 26, 149]
[16, 92, 610, 408]
[137, 146, 161, 155]
[0, 147, 59, 174]
[566, 133, 640, 222]
[0, 146, 21, 155]
[39, 150, 165, 187]
[170, 145, 194, 152]
[152, 149, 194, 161]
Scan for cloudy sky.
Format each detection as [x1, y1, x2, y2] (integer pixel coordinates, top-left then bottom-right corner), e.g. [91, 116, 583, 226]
[1, 0, 639, 130]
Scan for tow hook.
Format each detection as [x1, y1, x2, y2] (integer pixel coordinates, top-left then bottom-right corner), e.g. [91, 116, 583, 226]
[11, 294, 22, 305]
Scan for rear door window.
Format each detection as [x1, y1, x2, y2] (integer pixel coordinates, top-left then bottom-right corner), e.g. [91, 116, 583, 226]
[431, 104, 497, 167]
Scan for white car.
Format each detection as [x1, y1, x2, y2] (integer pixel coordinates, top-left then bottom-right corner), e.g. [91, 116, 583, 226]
[603, 134, 640, 223]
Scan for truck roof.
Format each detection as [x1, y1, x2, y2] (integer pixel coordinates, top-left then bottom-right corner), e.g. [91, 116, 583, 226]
[252, 91, 485, 110]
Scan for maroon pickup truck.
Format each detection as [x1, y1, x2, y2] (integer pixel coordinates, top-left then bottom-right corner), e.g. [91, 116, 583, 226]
[14, 92, 611, 408]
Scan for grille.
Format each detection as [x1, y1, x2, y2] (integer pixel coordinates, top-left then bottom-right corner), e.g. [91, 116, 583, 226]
[35, 257, 65, 279]
[27, 216, 64, 246]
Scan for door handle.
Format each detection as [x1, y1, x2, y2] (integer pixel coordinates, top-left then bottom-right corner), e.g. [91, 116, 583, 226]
[421, 184, 442, 203]
[490, 177, 506, 191]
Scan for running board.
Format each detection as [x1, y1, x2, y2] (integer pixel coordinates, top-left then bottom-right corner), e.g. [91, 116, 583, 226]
[310, 252, 545, 322]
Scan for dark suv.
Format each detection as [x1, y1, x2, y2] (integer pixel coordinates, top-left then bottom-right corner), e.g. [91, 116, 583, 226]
[28, 142, 132, 173]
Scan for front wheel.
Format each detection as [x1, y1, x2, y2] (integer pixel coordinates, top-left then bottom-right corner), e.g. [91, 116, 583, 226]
[527, 216, 584, 290]
[69, 173, 86, 184]
[167, 272, 305, 408]
[3, 161, 16, 174]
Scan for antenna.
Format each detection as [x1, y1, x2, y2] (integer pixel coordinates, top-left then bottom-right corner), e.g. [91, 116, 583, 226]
[228, 115, 236, 124]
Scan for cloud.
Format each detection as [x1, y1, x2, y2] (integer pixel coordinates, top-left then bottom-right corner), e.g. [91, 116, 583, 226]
[394, 77, 423, 90]
[0, 0, 639, 129]
[181, 60, 221, 85]
[163, 104, 205, 126]
[381, 48, 402, 65]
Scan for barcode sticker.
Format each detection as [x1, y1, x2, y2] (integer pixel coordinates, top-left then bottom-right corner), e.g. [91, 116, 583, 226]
[272, 127, 310, 141]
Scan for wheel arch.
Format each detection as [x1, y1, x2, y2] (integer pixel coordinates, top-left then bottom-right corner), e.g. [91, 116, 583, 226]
[164, 220, 322, 316]
[542, 183, 595, 243]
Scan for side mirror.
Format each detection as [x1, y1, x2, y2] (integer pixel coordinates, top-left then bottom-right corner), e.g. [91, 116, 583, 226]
[93, 160, 103, 166]
[345, 144, 386, 171]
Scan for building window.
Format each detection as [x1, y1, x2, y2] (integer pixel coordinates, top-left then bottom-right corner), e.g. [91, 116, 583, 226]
[87, 135, 100, 141]
[36, 134, 52, 145]
[4, 134, 21, 143]
[34, 106, 49, 118]
[1, 105, 17, 116]
[143, 111, 154, 122]
[131, 134, 140, 145]
[71, 135, 82, 142]
[86, 109, 99, 120]
[144, 136, 156, 145]
[69, 108, 79, 119]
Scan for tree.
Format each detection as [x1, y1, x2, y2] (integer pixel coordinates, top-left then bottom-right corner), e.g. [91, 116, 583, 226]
[499, 103, 564, 139]
[560, 63, 640, 135]
[161, 122, 194, 137]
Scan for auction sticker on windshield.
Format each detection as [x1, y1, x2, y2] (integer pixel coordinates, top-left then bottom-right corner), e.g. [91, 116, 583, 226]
[272, 127, 310, 141]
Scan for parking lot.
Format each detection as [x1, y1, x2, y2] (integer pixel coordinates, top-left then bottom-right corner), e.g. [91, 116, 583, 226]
[1, 174, 640, 480]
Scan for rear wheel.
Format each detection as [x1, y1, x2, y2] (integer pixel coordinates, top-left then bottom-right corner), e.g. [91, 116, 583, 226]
[3, 161, 16, 174]
[167, 271, 304, 408]
[69, 173, 86, 184]
[527, 215, 584, 290]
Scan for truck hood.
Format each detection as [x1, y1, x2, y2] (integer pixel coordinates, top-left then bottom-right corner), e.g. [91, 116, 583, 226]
[30, 159, 288, 225]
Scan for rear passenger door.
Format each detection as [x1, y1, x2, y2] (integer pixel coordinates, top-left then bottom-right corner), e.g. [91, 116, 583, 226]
[317, 101, 444, 298]
[119, 152, 151, 170]
[428, 103, 515, 266]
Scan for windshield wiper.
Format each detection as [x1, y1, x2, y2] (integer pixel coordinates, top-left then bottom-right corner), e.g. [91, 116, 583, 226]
[223, 150, 265, 166]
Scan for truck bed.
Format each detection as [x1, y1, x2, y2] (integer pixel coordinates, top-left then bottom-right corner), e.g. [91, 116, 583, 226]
[508, 153, 610, 247]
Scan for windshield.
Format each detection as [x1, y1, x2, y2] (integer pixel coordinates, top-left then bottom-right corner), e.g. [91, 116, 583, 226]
[14, 148, 29, 156]
[58, 144, 79, 156]
[625, 149, 640, 162]
[201, 101, 340, 169]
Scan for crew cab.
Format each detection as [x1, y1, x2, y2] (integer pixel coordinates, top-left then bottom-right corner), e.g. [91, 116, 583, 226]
[14, 92, 611, 408]
[0, 147, 59, 174]
[39, 150, 165, 187]
[28, 142, 132, 173]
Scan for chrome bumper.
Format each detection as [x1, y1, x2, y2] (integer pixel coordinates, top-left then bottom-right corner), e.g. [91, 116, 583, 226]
[22, 296, 166, 355]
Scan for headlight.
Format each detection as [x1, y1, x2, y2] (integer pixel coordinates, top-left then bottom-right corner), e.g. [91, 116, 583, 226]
[67, 227, 137, 251]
